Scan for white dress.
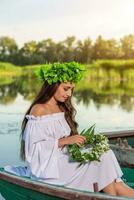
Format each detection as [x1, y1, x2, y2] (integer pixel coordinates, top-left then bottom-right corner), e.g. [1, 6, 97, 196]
[5, 112, 123, 192]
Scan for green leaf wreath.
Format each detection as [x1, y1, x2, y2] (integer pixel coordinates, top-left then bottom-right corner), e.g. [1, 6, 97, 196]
[35, 61, 85, 85]
[68, 125, 110, 166]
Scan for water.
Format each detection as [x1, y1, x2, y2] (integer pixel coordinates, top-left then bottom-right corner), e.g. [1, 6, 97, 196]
[1, 76, 134, 199]
[0, 76, 134, 167]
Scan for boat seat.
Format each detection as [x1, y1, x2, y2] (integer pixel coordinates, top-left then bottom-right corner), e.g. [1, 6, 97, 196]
[122, 167, 134, 189]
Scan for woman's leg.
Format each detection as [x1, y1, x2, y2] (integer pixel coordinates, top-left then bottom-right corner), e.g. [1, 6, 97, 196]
[102, 181, 117, 196]
[115, 181, 134, 197]
[103, 181, 134, 197]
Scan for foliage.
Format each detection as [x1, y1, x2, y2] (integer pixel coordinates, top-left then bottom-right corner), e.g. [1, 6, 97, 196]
[0, 62, 17, 70]
[35, 61, 85, 84]
[90, 59, 134, 70]
[120, 34, 134, 59]
[1, 71, 134, 111]
[0, 36, 18, 63]
[1, 34, 134, 65]
[68, 125, 109, 166]
[0, 62, 22, 76]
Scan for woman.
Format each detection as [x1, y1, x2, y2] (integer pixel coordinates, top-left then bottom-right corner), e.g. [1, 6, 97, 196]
[6, 62, 134, 197]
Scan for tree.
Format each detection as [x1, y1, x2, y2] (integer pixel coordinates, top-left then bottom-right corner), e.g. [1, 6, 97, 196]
[63, 36, 76, 62]
[75, 38, 92, 63]
[92, 36, 121, 59]
[0, 36, 18, 62]
[105, 39, 123, 59]
[19, 41, 39, 65]
[120, 34, 134, 58]
[37, 39, 57, 63]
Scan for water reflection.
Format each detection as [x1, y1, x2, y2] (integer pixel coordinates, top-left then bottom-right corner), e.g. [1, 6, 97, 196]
[0, 76, 40, 104]
[1, 76, 134, 112]
[1, 75, 134, 167]
[74, 79, 134, 112]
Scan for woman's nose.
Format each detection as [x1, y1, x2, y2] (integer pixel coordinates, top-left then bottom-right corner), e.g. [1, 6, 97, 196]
[67, 90, 72, 96]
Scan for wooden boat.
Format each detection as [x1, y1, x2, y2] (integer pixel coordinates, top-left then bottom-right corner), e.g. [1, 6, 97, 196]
[105, 130, 134, 168]
[0, 130, 134, 200]
[105, 129, 134, 140]
[0, 167, 134, 200]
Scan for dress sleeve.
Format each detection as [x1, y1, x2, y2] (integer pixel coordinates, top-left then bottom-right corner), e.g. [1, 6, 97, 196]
[23, 116, 60, 179]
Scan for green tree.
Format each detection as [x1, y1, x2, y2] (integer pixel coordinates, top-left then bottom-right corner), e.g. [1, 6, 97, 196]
[92, 36, 121, 59]
[0, 36, 18, 62]
[63, 36, 76, 62]
[106, 39, 123, 59]
[75, 38, 92, 63]
[120, 34, 134, 58]
[55, 42, 65, 62]
[19, 41, 38, 65]
[37, 39, 57, 63]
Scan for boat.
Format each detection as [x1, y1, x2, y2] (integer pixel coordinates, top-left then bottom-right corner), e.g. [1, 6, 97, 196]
[106, 129, 134, 147]
[0, 130, 134, 200]
[105, 130, 134, 168]
[0, 167, 134, 200]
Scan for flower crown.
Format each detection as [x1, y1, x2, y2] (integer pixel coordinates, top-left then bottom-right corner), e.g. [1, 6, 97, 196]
[36, 61, 85, 85]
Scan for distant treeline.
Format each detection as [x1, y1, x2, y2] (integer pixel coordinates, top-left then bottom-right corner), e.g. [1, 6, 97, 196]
[1, 34, 134, 66]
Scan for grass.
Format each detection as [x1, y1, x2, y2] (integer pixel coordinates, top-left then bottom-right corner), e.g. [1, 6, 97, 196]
[0, 77, 15, 85]
[87, 59, 134, 70]
[0, 62, 40, 77]
[1, 60, 134, 80]
[0, 62, 22, 76]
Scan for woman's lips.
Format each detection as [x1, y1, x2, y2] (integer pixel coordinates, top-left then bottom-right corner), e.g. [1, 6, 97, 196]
[63, 97, 68, 100]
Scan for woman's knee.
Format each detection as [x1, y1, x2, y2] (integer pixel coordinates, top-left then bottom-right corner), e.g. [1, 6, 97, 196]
[103, 181, 117, 196]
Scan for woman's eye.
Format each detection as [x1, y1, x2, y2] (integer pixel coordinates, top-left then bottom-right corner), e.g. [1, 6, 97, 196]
[64, 88, 68, 91]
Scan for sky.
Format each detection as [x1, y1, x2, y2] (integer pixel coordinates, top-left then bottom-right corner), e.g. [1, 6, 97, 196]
[0, 0, 134, 46]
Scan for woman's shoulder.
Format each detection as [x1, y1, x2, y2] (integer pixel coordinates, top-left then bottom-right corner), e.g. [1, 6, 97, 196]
[30, 104, 47, 117]
[27, 104, 65, 122]
[29, 104, 64, 120]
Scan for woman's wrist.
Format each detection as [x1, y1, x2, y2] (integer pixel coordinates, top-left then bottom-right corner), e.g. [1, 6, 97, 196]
[58, 137, 69, 147]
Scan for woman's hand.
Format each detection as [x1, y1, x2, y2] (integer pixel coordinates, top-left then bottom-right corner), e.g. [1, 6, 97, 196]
[58, 135, 86, 148]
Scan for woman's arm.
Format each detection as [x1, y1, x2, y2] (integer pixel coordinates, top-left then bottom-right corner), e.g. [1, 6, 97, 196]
[58, 135, 86, 148]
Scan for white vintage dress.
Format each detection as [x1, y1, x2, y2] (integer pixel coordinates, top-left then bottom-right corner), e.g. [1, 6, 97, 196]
[5, 112, 123, 192]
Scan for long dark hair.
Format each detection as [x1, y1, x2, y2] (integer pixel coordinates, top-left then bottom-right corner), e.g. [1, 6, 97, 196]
[20, 81, 78, 160]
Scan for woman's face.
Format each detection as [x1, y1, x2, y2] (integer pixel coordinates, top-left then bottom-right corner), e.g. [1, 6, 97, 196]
[54, 82, 74, 102]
